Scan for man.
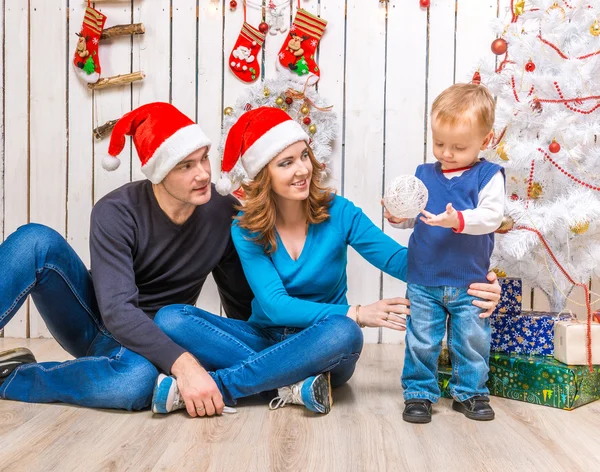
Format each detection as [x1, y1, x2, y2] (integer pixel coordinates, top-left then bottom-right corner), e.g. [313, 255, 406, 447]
[0, 102, 253, 412]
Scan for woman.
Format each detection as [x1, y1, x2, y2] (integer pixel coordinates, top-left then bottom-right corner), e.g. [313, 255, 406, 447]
[151, 107, 500, 417]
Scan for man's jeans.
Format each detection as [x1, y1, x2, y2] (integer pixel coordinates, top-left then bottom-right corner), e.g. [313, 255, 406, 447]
[0, 223, 158, 410]
[154, 305, 364, 406]
[401, 283, 491, 403]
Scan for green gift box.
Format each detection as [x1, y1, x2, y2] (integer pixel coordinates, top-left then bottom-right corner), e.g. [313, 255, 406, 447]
[438, 351, 600, 410]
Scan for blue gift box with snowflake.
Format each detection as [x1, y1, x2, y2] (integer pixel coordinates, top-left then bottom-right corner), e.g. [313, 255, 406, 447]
[493, 277, 523, 317]
[491, 311, 573, 356]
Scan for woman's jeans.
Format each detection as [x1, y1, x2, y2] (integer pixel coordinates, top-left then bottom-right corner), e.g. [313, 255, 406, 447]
[154, 305, 364, 405]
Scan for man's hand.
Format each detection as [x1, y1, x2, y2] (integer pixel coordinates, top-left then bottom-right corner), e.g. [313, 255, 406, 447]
[420, 203, 460, 229]
[171, 352, 225, 417]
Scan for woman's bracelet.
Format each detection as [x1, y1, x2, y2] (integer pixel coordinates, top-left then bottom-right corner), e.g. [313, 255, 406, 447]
[355, 305, 364, 328]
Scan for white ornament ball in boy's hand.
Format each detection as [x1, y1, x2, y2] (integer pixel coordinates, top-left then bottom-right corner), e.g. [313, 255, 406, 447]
[383, 175, 429, 219]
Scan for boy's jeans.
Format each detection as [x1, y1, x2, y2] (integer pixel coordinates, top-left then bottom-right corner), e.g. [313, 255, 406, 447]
[0, 223, 158, 410]
[402, 283, 491, 403]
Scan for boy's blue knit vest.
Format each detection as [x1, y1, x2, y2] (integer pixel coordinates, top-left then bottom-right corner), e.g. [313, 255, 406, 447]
[407, 159, 504, 288]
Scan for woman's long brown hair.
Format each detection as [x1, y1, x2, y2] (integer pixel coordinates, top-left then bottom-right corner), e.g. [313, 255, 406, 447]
[235, 145, 334, 254]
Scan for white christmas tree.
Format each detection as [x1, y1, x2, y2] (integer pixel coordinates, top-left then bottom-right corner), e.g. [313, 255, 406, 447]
[481, 0, 600, 312]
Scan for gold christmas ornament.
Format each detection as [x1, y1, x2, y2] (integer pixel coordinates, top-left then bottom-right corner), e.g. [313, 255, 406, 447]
[279, 105, 287, 111]
[514, 0, 525, 16]
[591, 20, 600, 37]
[301, 105, 310, 115]
[570, 221, 590, 235]
[496, 215, 514, 234]
[492, 268, 507, 278]
[263, 87, 271, 97]
[308, 124, 317, 134]
[275, 97, 284, 106]
[496, 143, 509, 161]
[529, 182, 543, 199]
[223, 106, 233, 116]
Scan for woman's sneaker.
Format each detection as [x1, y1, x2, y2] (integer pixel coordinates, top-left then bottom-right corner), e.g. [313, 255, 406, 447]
[269, 372, 332, 414]
[0, 347, 36, 386]
[151, 374, 236, 414]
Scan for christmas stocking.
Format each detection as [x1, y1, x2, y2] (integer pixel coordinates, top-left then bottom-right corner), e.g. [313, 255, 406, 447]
[277, 9, 327, 85]
[72, 5, 107, 84]
[229, 23, 266, 83]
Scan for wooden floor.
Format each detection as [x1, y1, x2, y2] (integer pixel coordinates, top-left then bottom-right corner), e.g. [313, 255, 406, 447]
[1, 339, 599, 472]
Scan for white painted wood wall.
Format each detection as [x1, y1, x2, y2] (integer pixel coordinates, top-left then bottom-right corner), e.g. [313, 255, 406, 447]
[0, 0, 593, 341]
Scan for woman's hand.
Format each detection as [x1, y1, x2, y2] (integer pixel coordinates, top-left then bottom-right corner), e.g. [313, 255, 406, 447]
[349, 298, 410, 331]
[469, 271, 501, 318]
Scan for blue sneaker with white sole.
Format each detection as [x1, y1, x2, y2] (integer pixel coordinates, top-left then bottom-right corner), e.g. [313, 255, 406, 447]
[269, 372, 332, 414]
[151, 373, 237, 415]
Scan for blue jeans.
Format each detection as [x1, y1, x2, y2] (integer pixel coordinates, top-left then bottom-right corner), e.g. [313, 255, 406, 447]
[0, 223, 158, 410]
[401, 283, 491, 403]
[154, 305, 364, 406]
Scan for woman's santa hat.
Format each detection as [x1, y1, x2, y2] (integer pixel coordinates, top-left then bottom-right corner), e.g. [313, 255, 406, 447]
[103, 102, 211, 184]
[216, 107, 309, 195]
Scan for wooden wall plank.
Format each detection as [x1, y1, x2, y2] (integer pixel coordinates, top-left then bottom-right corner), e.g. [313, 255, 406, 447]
[67, 1, 94, 268]
[195, 0, 224, 316]
[317, 0, 345, 192]
[381, 0, 428, 344]
[93, 2, 134, 204]
[344, 0, 386, 344]
[131, 0, 171, 183]
[28, 0, 68, 338]
[2, 0, 29, 338]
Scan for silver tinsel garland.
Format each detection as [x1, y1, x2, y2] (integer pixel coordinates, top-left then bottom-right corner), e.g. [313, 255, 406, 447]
[218, 77, 339, 188]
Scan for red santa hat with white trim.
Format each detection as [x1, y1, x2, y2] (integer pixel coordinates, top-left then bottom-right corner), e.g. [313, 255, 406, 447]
[102, 102, 211, 184]
[216, 107, 309, 195]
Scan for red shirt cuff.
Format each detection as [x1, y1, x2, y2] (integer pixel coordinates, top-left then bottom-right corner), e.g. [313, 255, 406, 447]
[452, 211, 465, 233]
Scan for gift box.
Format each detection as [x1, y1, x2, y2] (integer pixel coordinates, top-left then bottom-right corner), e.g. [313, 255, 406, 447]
[493, 277, 523, 317]
[438, 351, 600, 410]
[553, 320, 600, 365]
[491, 310, 572, 356]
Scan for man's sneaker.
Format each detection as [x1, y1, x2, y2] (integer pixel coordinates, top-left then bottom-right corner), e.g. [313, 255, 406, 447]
[452, 396, 495, 421]
[269, 372, 332, 414]
[152, 374, 184, 414]
[0, 347, 36, 386]
[151, 374, 237, 415]
[402, 399, 432, 424]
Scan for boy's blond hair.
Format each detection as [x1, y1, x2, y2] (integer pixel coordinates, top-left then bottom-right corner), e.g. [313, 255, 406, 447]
[431, 83, 495, 134]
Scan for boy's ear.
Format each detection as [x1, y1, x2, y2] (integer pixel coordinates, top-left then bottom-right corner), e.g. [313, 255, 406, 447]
[481, 130, 494, 150]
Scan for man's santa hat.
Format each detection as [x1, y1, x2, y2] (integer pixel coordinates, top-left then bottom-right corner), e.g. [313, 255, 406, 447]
[216, 107, 309, 195]
[103, 102, 211, 184]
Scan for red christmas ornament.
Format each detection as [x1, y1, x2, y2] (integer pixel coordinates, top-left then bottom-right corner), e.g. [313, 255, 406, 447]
[230, 0, 237, 10]
[472, 71, 481, 85]
[531, 98, 543, 114]
[285, 97, 293, 105]
[258, 22, 269, 34]
[549, 140, 561, 153]
[303, 117, 311, 125]
[510, 193, 519, 201]
[491, 38, 508, 55]
[525, 60, 536, 72]
[419, 0, 430, 7]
